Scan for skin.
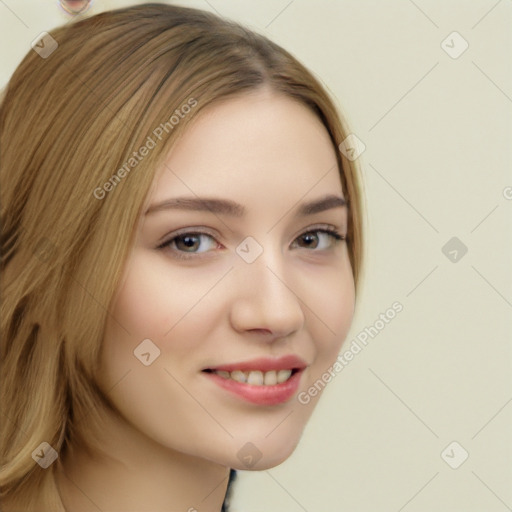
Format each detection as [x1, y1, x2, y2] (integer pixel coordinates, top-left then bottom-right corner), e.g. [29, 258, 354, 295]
[56, 87, 355, 511]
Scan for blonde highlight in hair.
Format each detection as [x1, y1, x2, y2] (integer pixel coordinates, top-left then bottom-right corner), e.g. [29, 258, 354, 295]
[0, 3, 365, 509]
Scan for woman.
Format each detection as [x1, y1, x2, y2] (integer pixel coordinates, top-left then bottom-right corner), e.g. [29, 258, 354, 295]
[0, 3, 365, 510]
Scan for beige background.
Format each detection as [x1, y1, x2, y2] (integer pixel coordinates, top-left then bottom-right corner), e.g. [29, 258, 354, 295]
[1, 1, 511, 511]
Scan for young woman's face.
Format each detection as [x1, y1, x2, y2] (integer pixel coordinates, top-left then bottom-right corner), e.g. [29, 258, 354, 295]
[99, 88, 355, 470]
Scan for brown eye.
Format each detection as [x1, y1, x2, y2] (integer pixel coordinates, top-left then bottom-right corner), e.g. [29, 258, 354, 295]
[297, 232, 320, 249]
[174, 234, 201, 252]
[292, 228, 345, 251]
[158, 231, 220, 260]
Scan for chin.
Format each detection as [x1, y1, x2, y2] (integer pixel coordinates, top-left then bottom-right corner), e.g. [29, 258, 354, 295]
[224, 431, 303, 471]
[242, 454, 296, 471]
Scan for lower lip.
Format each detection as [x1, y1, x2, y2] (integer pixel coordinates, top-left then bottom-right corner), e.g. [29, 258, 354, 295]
[203, 370, 303, 405]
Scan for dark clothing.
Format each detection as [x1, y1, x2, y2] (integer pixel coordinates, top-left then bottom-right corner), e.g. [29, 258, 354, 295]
[221, 469, 237, 511]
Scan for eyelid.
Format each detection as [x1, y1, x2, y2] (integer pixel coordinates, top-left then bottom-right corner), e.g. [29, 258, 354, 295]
[156, 226, 220, 247]
[292, 223, 346, 242]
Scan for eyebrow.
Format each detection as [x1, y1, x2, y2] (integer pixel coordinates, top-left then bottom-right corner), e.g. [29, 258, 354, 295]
[145, 193, 347, 217]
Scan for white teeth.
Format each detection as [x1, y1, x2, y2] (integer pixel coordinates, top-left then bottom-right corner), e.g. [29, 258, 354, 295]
[230, 370, 247, 383]
[247, 370, 264, 386]
[264, 370, 277, 386]
[277, 369, 292, 383]
[212, 368, 295, 385]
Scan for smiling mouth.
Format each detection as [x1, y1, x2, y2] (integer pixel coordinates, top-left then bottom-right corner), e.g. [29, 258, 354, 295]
[202, 368, 301, 386]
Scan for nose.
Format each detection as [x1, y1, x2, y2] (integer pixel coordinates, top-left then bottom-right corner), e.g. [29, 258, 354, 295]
[228, 248, 305, 340]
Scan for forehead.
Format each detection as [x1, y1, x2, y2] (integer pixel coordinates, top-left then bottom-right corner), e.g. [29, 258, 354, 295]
[149, 89, 343, 207]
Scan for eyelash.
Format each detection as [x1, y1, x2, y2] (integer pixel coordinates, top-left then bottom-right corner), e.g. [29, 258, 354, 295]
[157, 225, 347, 261]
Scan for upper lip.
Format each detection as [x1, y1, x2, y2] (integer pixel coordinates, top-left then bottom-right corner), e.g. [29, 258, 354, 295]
[204, 355, 308, 373]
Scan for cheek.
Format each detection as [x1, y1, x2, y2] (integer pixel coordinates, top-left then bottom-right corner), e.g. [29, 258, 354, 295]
[109, 252, 224, 341]
[96, 254, 229, 448]
[110, 257, 180, 340]
[101, 252, 230, 386]
[307, 260, 355, 366]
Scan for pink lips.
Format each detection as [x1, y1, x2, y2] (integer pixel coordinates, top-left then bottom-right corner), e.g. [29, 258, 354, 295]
[203, 369, 304, 405]
[202, 354, 308, 406]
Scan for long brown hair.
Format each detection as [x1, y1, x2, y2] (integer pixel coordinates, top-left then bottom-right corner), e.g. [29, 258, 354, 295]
[0, 3, 365, 509]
